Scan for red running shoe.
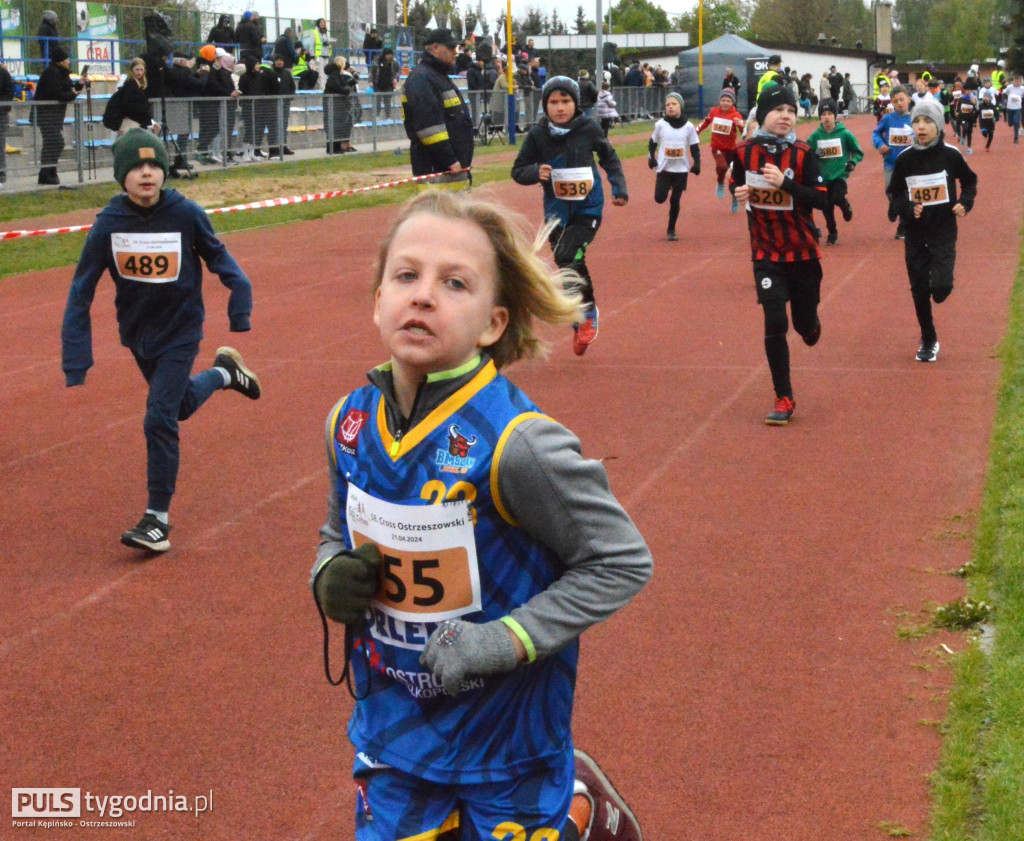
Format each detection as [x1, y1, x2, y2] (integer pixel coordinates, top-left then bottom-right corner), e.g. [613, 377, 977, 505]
[573, 307, 599, 356]
[765, 395, 795, 425]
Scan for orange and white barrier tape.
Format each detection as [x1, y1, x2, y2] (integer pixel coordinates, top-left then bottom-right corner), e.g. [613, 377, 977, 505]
[0, 169, 469, 241]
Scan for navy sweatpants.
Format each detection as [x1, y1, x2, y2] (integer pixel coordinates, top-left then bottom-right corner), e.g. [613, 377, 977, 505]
[131, 341, 223, 512]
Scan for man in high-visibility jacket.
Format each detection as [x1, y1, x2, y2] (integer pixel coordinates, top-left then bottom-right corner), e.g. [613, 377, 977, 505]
[402, 28, 473, 181]
[993, 60, 1008, 120]
[757, 54, 783, 97]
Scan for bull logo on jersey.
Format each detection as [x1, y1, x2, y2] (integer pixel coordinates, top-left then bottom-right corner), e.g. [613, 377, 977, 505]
[447, 425, 478, 458]
[436, 425, 478, 474]
[337, 409, 370, 454]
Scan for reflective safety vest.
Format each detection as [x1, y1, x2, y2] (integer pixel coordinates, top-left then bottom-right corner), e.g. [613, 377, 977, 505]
[757, 68, 782, 96]
[293, 55, 310, 78]
[313, 28, 329, 58]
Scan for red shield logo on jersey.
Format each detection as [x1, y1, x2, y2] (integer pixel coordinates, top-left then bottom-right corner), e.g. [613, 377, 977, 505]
[337, 409, 369, 452]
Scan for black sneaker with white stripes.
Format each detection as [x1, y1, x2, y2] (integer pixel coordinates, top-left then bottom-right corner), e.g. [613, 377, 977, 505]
[916, 340, 940, 363]
[121, 514, 171, 553]
[214, 347, 261, 399]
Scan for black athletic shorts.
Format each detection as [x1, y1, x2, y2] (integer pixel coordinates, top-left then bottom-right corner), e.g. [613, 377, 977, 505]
[753, 258, 823, 306]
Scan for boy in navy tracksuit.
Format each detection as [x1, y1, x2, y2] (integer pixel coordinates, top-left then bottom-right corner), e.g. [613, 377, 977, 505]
[61, 130, 261, 553]
[511, 76, 628, 356]
[886, 98, 977, 363]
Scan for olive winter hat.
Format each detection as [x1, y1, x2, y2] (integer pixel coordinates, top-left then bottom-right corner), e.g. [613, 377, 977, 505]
[112, 128, 169, 186]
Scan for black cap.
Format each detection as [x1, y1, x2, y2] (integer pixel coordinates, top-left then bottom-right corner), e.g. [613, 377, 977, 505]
[755, 83, 797, 125]
[819, 98, 838, 115]
[424, 28, 458, 48]
[768, 54, 782, 65]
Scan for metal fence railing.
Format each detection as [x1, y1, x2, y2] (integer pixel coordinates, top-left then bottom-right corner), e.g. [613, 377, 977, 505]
[2, 84, 684, 187]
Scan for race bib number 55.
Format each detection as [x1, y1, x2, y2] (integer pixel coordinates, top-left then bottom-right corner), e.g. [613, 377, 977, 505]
[111, 232, 182, 283]
[346, 484, 482, 648]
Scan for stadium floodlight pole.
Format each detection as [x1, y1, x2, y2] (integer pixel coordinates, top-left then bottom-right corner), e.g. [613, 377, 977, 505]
[697, 0, 705, 117]
[596, 0, 603, 84]
[506, 0, 515, 143]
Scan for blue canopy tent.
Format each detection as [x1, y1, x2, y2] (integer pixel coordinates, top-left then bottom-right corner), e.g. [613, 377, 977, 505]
[677, 33, 766, 117]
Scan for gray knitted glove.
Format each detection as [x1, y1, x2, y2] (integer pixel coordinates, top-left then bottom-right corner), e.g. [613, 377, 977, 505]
[420, 619, 519, 696]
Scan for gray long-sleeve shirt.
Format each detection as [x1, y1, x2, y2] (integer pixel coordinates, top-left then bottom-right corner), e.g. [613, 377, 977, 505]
[316, 356, 652, 660]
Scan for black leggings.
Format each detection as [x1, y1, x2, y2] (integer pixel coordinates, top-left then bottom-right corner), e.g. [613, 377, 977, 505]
[549, 216, 601, 307]
[654, 170, 688, 233]
[822, 178, 850, 234]
[905, 230, 956, 343]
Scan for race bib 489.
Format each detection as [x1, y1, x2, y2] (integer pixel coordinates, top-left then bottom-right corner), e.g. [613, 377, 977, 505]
[111, 232, 182, 283]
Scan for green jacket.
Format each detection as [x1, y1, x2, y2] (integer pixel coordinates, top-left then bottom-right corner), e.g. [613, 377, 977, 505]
[807, 120, 864, 182]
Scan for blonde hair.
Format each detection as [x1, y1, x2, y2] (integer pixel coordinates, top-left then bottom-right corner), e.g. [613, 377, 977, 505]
[373, 190, 583, 369]
[128, 57, 147, 90]
[334, 55, 348, 71]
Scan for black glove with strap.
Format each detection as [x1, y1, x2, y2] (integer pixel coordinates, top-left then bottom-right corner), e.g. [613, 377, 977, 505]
[314, 543, 382, 625]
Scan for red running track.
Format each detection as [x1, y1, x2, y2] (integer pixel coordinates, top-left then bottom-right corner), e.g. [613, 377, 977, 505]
[1, 115, 1019, 840]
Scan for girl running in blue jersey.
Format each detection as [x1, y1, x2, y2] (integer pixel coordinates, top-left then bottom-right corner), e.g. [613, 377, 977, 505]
[311, 190, 652, 841]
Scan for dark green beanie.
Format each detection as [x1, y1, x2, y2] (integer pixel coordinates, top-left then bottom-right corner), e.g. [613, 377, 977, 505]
[112, 129, 169, 187]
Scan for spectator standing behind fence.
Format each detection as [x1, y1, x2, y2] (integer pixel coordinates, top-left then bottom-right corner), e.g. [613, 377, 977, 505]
[308, 19, 333, 90]
[516, 64, 535, 127]
[372, 47, 401, 120]
[37, 10, 60, 62]
[402, 28, 473, 181]
[466, 57, 486, 123]
[33, 46, 85, 187]
[270, 53, 296, 156]
[196, 46, 239, 165]
[828, 66, 843, 103]
[819, 72, 831, 115]
[362, 27, 382, 64]
[577, 69, 598, 120]
[490, 58, 512, 129]
[113, 57, 159, 136]
[207, 14, 235, 52]
[324, 56, 357, 154]
[237, 56, 261, 162]
[274, 28, 299, 69]
[292, 47, 319, 90]
[235, 12, 264, 66]
[842, 73, 856, 116]
[0, 60, 13, 190]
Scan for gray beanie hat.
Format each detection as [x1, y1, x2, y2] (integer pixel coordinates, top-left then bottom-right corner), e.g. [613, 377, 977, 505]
[910, 96, 944, 129]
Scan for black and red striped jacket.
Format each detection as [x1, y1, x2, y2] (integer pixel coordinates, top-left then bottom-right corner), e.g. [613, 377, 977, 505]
[731, 135, 828, 262]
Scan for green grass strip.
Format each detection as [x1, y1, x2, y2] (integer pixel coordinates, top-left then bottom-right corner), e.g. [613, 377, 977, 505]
[929, 212, 1024, 841]
[0, 125, 656, 281]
